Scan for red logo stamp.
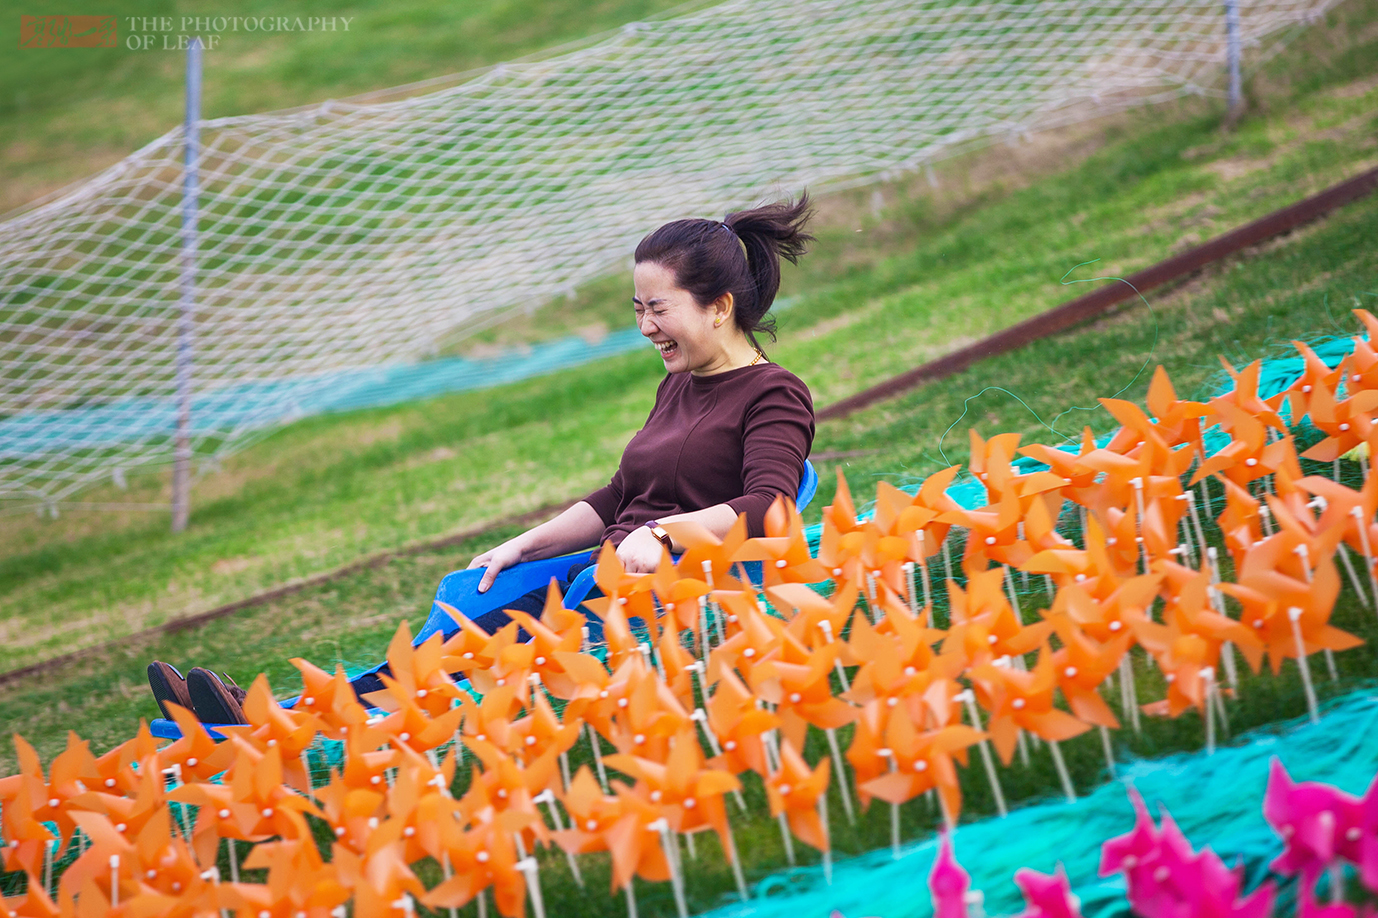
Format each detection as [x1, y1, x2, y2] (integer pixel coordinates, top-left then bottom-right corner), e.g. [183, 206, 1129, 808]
[19, 15, 117, 48]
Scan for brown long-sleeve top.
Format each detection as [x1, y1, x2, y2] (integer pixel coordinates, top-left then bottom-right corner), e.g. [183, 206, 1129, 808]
[583, 362, 815, 545]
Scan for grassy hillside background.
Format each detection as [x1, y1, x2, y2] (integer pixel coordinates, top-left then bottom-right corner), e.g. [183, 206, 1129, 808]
[1, 0, 703, 213]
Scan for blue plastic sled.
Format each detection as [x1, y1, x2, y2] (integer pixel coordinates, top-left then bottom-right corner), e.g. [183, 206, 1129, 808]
[150, 460, 818, 741]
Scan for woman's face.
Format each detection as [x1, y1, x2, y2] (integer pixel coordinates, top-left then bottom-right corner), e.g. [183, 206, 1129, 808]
[632, 261, 732, 376]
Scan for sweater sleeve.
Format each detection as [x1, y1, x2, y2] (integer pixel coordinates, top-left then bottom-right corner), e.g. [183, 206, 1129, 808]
[584, 375, 670, 527]
[725, 373, 815, 537]
[583, 468, 624, 527]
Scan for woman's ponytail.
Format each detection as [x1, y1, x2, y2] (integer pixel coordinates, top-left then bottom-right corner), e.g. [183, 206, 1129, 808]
[722, 193, 815, 348]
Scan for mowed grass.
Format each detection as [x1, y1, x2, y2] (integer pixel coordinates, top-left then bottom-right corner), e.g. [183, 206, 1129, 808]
[2, 2, 1375, 673]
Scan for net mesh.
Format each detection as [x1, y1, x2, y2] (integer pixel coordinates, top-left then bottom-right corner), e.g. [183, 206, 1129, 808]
[0, 0, 1340, 509]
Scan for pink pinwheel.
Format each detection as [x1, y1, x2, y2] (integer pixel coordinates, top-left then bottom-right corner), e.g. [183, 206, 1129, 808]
[1101, 787, 1274, 918]
[929, 833, 972, 918]
[1263, 757, 1367, 888]
[1014, 864, 1081, 918]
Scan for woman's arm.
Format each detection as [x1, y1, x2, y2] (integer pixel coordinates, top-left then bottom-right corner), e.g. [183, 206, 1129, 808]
[615, 503, 739, 574]
[468, 500, 607, 592]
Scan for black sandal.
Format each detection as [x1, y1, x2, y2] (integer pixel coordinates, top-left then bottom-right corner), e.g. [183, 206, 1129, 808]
[186, 667, 249, 725]
[147, 661, 193, 720]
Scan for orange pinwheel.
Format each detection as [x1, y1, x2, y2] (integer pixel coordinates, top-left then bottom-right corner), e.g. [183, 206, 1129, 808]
[170, 741, 320, 866]
[731, 494, 830, 587]
[1347, 309, 1378, 393]
[940, 485, 1023, 573]
[123, 803, 219, 912]
[1191, 402, 1295, 488]
[604, 662, 691, 761]
[423, 817, 525, 918]
[1300, 383, 1378, 462]
[1218, 531, 1362, 675]
[1144, 365, 1209, 456]
[230, 835, 350, 918]
[55, 809, 136, 915]
[704, 670, 778, 778]
[83, 724, 157, 802]
[1048, 621, 1128, 728]
[663, 513, 751, 594]
[552, 766, 626, 859]
[460, 622, 534, 699]
[1021, 429, 1105, 513]
[773, 580, 858, 651]
[1049, 572, 1159, 646]
[0, 732, 99, 858]
[1281, 341, 1347, 419]
[893, 465, 963, 563]
[1216, 476, 1264, 569]
[603, 729, 742, 852]
[940, 568, 1051, 667]
[1210, 358, 1287, 431]
[440, 603, 503, 676]
[765, 741, 831, 852]
[213, 675, 320, 793]
[969, 652, 1090, 765]
[64, 752, 172, 853]
[289, 658, 369, 741]
[335, 722, 402, 795]
[509, 690, 579, 768]
[748, 633, 855, 750]
[370, 625, 467, 718]
[968, 430, 1024, 504]
[646, 553, 713, 641]
[505, 584, 591, 700]
[706, 596, 784, 686]
[382, 746, 460, 865]
[859, 709, 983, 823]
[331, 824, 428, 918]
[313, 769, 387, 856]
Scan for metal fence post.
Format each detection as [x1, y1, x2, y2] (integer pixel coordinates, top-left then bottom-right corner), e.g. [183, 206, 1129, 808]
[172, 38, 201, 533]
[1225, 0, 1243, 121]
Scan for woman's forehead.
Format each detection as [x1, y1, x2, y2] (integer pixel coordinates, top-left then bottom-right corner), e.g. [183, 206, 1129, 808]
[632, 262, 685, 301]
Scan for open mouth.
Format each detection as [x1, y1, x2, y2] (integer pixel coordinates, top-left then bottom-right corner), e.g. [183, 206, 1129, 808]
[655, 340, 679, 359]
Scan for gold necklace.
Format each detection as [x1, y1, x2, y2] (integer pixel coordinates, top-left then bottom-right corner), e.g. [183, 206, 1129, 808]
[749, 349, 765, 366]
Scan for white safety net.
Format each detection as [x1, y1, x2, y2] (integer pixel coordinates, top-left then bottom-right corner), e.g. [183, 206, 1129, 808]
[0, 0, 1341, 510]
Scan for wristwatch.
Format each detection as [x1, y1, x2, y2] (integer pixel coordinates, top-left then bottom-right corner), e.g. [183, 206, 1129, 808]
[644, 520, 673, 551]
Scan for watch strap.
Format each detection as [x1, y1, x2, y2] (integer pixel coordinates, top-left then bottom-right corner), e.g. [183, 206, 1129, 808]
[645, 520, 673, 550]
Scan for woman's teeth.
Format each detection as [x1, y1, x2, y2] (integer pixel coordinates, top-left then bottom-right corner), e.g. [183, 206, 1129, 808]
[657, 342, 677, 355]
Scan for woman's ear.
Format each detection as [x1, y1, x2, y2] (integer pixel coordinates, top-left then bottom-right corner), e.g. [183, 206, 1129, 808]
[712, 292, 735, 328]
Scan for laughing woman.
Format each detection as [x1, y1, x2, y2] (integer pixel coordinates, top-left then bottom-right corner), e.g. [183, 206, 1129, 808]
[149, 193, 817, 724]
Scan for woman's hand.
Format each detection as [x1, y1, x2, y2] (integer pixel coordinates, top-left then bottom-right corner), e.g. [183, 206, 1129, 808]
[468, 539, 525, 593]
[617, 526, 669, 574]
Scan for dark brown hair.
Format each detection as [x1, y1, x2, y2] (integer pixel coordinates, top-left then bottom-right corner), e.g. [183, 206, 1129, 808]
[633, 193, 815, 351]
